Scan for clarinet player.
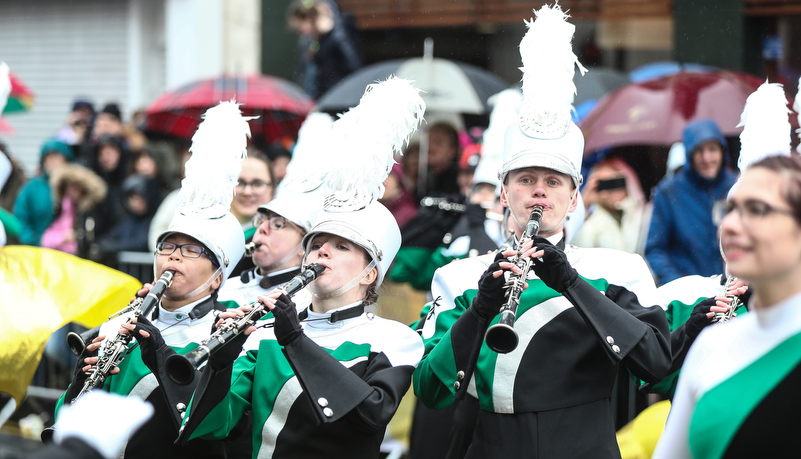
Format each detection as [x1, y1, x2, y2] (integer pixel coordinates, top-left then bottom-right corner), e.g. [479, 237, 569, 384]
[412, 5, 671, 457]
[52, 101, 251, 458]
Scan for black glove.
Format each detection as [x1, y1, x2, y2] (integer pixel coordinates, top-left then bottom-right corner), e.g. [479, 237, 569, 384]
[685, 297, 717, 339]
[129, 316, 166, 369]
[530, 236, 579, 293]
[471, 251, 509, 321]
[208, 328, 248, 372]
[273, 293, 303, 346]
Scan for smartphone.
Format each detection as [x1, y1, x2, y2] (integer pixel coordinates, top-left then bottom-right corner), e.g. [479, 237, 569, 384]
[596, 177, 626, 192]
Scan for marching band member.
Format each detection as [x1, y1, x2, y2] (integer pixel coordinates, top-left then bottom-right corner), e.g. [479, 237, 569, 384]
[412, 5, 671, 458]
[53, 101, 250, 458]
[178, 77, 426, 458]
[654, 82, 800, 458]
[217, 114, 334, 310]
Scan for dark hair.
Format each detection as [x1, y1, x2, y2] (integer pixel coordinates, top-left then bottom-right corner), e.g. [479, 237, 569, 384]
[361, 248, 380, 305]
[750, 155, 801, 225]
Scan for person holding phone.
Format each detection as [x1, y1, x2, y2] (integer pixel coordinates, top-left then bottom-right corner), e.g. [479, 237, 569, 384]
[573, 158, 649, 254]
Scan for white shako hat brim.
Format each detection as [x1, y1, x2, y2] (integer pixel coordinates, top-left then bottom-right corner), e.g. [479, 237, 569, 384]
[500, 3, 586, 188]
[501, 119, 584, 187]
[158, 211, 245, 287]
[257, 181, 327, 234]
[301, 200, 401, 288]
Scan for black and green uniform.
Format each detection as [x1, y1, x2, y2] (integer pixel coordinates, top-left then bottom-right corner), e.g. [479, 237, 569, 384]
[414, 237, 671, 458]
[181, 303, 425, 458]
[653, 291, 801, 458]
[57, 296, 235, 458]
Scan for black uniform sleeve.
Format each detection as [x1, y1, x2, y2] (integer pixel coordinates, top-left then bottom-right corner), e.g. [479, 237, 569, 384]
[282, 334, 415, 432]
[562, 278, 672, 384]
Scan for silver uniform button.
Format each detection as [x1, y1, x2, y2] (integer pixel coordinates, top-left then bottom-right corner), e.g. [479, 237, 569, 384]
[453, 381, 461, 390]
[317, 397, 328, 407]
[323, 407, 334, 418]
[176, 402, 186, 412]
[606, 336, 615, 345]
[457, 371, 465, 380]
[612, 345, 621, 354]
[180, 412, 186, 419]
[367, 312, 375, 320]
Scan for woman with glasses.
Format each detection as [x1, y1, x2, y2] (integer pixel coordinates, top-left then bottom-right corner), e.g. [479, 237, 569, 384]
[218, 186, 325, 309]
[54, 101, 251, 459]
[653, 154, 801, 458]
[229, 149, 274, 278]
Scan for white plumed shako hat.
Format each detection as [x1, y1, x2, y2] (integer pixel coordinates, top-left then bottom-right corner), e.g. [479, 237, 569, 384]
[157, 101, 253, 288]
[500, 3, 586, 188]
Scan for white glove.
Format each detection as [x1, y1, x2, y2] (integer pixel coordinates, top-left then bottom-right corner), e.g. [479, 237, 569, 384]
[54, 391, 154, 459]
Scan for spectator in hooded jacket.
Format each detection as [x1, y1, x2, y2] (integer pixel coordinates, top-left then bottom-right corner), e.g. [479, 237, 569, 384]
[645, 119, 738, 285]
[14, 139, 74, 246]
[95, 174, 163, 261]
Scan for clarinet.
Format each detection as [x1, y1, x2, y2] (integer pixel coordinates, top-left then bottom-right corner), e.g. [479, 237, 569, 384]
[484, 206, 544, 354]
[165, 263, 325, 385]
[244, 241, 262, 257]
[70, 270, 176, 403]
[712, 276, 742, 323]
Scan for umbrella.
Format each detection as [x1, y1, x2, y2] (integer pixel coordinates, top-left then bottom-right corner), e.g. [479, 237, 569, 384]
[580, 70, 776, 155]
[628, 61, 715, 83]
[574, 66, 629, 106]
[315, 57, 510, 115]
[144, 74, 315, 143]
[316, 55, 509, 197]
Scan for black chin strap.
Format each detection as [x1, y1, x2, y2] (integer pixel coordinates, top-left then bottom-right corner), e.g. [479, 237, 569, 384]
[298, 303, 366, 324]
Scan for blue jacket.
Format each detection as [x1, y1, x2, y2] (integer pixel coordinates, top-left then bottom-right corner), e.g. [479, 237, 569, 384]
[645, 165, 737, 285]
[14, 175, 54, 246]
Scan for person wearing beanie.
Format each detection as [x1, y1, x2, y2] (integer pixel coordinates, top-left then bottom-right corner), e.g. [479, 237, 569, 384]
[13, 139, 74, 245]
[646, 119, 739, 285]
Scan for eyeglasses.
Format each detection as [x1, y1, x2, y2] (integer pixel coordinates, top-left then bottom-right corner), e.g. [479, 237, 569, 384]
[156, 241, 219, 267]
[236, 179, 271, 192]
[252, 212, 293, 232]
[724, 199, 795, 224]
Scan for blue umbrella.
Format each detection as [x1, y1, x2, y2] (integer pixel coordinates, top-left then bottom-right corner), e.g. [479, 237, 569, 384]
[629, 61, 716, 83]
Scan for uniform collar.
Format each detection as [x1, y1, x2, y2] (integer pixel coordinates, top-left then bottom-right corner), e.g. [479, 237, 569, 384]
[299, 301, 365, 324]
[153, 295, 215, 322]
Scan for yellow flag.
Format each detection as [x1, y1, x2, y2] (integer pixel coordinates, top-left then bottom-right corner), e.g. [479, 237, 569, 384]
[0, 246, 144, 406]
[616, 400, 671, 459]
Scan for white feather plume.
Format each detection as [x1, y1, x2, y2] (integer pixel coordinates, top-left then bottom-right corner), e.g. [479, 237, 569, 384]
[518, 2, 586, 134]
[0, 62, 11, 116]
[736, 81, 791, 171]
[475, 88, 522, 186]
[178, 100, 254, 217]
[279, 111, 334, 193]
[795, 75, 801, 153]
[324, 76, 425, 209]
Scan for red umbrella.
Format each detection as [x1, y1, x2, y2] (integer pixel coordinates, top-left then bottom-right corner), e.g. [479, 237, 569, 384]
[579, 70, 798, 155]
[144, 74, 315, 142]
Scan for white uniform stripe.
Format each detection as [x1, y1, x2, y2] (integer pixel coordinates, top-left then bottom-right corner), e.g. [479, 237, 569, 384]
[492, 297, 571, 413]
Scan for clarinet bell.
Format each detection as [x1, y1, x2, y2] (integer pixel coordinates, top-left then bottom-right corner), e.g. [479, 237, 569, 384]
[66, 326, 101, 356]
